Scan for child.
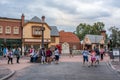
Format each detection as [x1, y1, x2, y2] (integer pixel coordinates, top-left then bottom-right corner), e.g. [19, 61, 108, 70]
[7, 49, 13, 64]
[90, 50, 96, 66]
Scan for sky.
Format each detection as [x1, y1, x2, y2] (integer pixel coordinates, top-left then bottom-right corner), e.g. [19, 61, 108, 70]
[0, 0, 120, 33]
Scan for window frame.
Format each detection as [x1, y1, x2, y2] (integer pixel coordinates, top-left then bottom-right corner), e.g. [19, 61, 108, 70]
[13, 27, 19, 34]
[51, 37, 55, 42]
[32, 26, 42, 36]
[5, 26, 11, 34]
[0, 26, 3, 33]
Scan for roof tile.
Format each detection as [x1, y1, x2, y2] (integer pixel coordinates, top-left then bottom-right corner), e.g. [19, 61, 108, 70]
[59, 31, 80, 43]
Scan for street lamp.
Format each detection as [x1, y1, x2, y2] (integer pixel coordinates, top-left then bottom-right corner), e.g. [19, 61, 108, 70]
[40, 26, 45, 48]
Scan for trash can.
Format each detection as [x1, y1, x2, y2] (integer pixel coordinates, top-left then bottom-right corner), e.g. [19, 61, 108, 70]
[109, 51, 114, 59]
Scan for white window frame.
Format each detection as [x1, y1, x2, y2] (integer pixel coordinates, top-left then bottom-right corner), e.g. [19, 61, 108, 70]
[13, 27, 19, 34]
[32, 27, 42, 36]
[5, 26, 11, 34]
[0, 26, 3, 33]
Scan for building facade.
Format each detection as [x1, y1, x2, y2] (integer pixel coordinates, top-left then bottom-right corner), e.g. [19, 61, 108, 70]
[83, 31, 106, 50]
[59, 30, 81, 54]
[0, 14, 59, 55]
[0, 16, 22, 55]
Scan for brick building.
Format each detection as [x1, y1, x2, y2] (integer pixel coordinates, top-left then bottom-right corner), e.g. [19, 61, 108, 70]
[0, 16, 22, 55]
[59, 30, 81, 54]
[0, 14, 59, 55]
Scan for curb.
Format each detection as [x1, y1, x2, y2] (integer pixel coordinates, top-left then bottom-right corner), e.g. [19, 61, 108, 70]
[108, 60, 120, 74]
[0, 70, 15, 80]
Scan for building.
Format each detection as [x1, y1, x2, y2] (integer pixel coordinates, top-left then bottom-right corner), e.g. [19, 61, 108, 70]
[23, 15, 59, 53]
[49, 26, 59, 47]
[0, 16, 22, 54]
[83, 30, 106, 50]
[0, 14, 59, 55]
[59, 30, 81, 54]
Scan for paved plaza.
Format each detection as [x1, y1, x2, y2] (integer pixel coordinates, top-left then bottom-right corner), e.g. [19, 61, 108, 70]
[9, 62, 120, 80]
[0, 55, 120, 80]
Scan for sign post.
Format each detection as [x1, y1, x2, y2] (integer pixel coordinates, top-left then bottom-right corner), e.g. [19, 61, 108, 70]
[113, 48, 120, 62]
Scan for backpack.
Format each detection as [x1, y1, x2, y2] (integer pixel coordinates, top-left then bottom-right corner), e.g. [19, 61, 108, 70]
[14, 50, 18, 55]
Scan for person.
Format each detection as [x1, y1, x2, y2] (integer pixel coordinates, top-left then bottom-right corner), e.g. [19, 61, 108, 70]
[32, 50, 39, 62]
[94, 46, 100, 65]
[3, 47, 8, 58]
[46, 48, 52, 64]
[14, 47, 21, 63]
[54, 48, 60, 64]
[69, 48, 73, 57]
[100, 46, 105, 60]
[7, 49, 13, 64]
[82, 47, 90, 66]
[90, 50, 96, 66]
[29, 47, 35, 62]
[39, 48, 46, 64]
[29, 47, 35, 56]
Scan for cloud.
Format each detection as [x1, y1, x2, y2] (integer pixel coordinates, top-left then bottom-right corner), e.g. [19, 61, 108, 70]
[0, 0, 120, 32]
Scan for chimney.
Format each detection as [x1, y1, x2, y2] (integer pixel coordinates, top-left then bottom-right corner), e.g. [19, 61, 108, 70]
[41, 16, 45, 22]
[101, 30, 106, 40]
[21, 14, 24, 26]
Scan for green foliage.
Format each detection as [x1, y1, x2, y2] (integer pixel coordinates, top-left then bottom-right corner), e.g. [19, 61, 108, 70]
[109, 26, 120, 48]
[75, 22, 105, 41]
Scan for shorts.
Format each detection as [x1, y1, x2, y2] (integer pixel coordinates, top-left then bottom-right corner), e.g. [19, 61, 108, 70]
[55, 55, 59, 61]
[91, 57, 96, 61]
[96, 55, 100, 60]
[83, 56, 88, 62]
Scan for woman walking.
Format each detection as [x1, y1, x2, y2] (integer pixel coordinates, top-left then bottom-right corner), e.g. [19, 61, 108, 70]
[100, 46, 104, 61]
[82, 47, 90, 66]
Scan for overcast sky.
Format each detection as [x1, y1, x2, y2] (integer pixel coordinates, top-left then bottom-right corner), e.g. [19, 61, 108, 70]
[0, 0, 120, 33]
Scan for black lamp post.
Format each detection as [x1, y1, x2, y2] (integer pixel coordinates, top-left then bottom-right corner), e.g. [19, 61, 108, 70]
[40, 26, 45, 48]
[41, 16, 45, 48]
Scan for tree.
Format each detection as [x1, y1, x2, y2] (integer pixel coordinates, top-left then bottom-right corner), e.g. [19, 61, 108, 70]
[74, 22, 105, 41]
[109, 26, 120, 48]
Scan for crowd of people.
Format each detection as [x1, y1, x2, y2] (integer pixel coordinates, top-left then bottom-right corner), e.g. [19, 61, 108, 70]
[2, 47, 21, 64]
[1, 45, 106, 66]
[82, 46, 105, 67]
[29, 47, 60, 64]
[1, 46, 61, 65]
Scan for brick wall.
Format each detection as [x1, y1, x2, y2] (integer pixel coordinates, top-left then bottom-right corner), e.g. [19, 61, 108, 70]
[0, 19, 22, 39]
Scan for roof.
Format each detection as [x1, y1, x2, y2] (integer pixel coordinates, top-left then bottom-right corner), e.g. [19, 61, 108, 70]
[0, 17, 21, 21]
[85, 34, 104, 43]
[59, 30, 80, 43]
[50, 26, 59, 36]
[29, 16, 41, 22]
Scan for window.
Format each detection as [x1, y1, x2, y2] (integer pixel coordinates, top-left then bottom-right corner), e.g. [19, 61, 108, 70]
[5, 26, 11, 34]
[13, 27, 19, 34]
[0, 26, 3, 33]
[32, 26, 42, 36]
[51, 37, 55, 42]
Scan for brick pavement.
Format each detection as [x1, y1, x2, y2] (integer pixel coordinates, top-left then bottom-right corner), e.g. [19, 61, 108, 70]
[7, 55, 120, 80]
[0, 55, 110, 71]
[0, 54, 119, 80]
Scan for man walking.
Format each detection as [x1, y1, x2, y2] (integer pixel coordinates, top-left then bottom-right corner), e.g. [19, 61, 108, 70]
[95, 45, 100, 65]
[14, 47, 21, 63]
